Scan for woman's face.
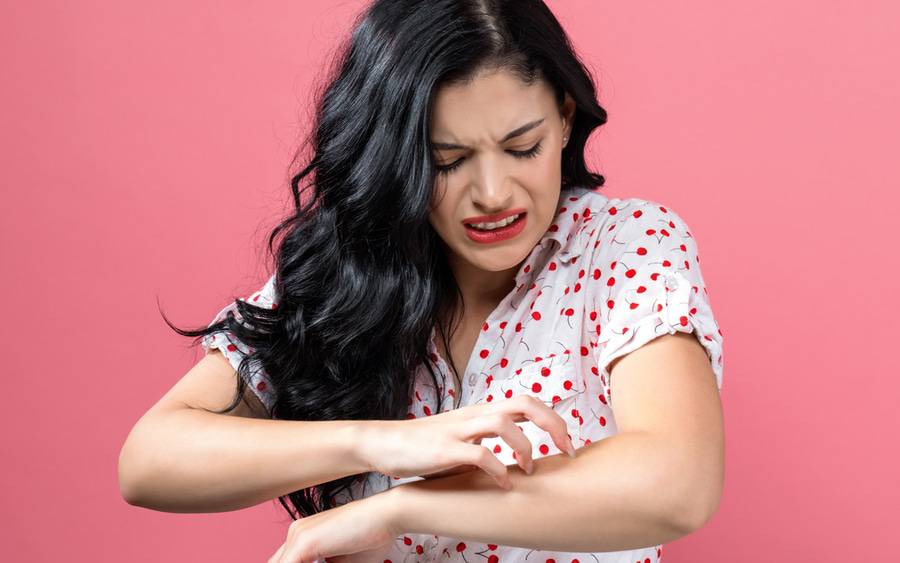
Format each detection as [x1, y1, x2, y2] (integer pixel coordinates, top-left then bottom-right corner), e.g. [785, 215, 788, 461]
[428, 68, 576, 280]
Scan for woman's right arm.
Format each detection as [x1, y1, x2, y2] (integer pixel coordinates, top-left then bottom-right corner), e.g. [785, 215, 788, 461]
[117, 349, 375, 514]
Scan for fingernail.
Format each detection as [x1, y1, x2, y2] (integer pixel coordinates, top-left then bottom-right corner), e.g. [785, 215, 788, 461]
[566, 442, 577, 458]
[525, 460, 534, 474]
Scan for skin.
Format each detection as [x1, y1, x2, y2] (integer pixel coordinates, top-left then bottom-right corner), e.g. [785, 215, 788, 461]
[427, 66, 576, 309]
[269, 68, 724, 562]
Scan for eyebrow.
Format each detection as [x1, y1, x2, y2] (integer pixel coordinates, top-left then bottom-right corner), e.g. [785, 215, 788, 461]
[430, 117, 546, 150]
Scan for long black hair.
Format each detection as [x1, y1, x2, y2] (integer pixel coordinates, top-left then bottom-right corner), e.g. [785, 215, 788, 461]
[167, 0, 608, 520]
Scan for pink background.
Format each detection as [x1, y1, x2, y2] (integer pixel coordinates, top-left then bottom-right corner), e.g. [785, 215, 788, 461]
[2, 0, 897, 560]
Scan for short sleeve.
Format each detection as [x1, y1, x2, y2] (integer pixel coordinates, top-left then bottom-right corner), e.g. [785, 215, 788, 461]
[586, 199, 724, 402]
[200, 274, 278, 414]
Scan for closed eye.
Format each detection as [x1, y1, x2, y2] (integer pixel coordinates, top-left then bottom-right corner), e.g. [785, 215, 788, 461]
[436, 140, 545, 176]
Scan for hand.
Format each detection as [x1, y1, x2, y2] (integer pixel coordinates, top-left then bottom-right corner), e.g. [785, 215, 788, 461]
[267, 490, 398, 563]
[360, 395, 575, 490]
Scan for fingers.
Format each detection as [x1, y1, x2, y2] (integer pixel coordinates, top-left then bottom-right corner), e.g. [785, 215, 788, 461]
[509, 395, 576, 457]
[458, 442, 513, 489]
[463, 413, 535, 475]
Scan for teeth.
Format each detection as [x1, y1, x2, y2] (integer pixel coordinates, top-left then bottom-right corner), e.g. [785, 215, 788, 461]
[468, 214, 521, 231]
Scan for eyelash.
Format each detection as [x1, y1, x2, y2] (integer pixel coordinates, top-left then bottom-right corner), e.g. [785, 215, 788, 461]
[436, 140, 544, 176]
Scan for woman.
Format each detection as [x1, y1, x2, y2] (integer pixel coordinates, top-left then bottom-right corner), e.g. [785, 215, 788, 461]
[118, 1, 726, 561]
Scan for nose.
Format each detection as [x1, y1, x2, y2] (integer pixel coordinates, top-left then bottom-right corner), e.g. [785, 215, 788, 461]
[469, 153, 514, 212]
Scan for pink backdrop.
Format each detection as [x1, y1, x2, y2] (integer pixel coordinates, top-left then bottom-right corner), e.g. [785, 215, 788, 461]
[2, 0, 897, 560]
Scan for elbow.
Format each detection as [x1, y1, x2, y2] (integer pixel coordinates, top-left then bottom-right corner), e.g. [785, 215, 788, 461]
[665, 473, 723, 535]
[118, 438, 151, 507]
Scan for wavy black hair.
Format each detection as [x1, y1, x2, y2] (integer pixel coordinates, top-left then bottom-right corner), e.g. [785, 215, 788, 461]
[168, 0, 608, 520]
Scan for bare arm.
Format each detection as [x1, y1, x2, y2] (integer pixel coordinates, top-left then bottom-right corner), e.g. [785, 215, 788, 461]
[380, 432, 695, 553]
[376, 332, 724, 552]
[117, 350, 371, 513]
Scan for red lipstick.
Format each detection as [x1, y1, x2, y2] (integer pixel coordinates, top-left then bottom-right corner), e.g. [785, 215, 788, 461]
[462, 210, 528, 244]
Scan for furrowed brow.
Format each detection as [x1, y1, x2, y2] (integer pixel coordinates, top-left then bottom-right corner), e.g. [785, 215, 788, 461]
[431, 117, 545, 150]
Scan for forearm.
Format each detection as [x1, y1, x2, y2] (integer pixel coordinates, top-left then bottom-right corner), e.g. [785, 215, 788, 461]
[382, 431, 694, 553]
[119, 408, 369, 513]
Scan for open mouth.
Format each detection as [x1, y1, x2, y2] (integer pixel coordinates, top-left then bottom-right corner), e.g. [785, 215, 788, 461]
[465, 213, 526, 232]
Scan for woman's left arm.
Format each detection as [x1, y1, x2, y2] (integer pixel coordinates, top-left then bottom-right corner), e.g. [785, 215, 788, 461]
[377, 331, 724, 554]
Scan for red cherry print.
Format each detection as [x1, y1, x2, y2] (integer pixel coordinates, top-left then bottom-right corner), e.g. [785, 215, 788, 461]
[486, 394, 494, 402]
[625, 268, 636, 278]
[548, 224, 559, 232]
[504, 389, 513, 398]
[549, 261, 557, 271]
[606, 276, 616, 287]
[578, 268, 585, 279]
[599, 415, 606, 426]
[680, 243, 687, 251]
[563, 379, 573, 390]
[488, 555, 499, 563]
[637, 285, 647, 293]
[580, 346, 589, 356]
[574, 282, 581, 292]
[606, 299, 615, 309]
[636, 247, 647, 256]
[646, 229, 656, 235]
[629, 302, 639, 310]
[608, 206, 618, 215]
[493, 444, 502, 454]
[499, 321, 507, 329]
[515, 322, 523, 332]
[486, 374, 493, 385]
[500, 358, 508, 368]
[565, 308, 574, 316]
[532, 311, 541, 320]
[541, 366, 551, 376]
[679, 316, 689, 326]
[659, 205, 668, 212]
[531, 382, 542, 393]
[256, 381, 267, 392]
[415, 545, 424, 554]
[226, 344, 237, 352]
[423, 405, 432, 415]
[593, 268, 601, 280]
[482, 322, 489, 331]
[661, 228, 670, 237]
[524, 264, 531, 273]
[589, 310, 597, 321]
[403, 537, 413, 546]
[539, 444, 550, 455]
[632, 209, 642, 218]
[479, 349, 489, 358]
[488, 544, 498, 550]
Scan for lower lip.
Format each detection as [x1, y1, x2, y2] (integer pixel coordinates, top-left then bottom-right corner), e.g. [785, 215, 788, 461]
[463, 213, 528, 244]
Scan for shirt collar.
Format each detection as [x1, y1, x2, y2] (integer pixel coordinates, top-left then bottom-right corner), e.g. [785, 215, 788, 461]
[514, 186, 596, 284]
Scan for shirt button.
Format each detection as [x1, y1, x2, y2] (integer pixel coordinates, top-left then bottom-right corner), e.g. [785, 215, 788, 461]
[664, 274, 680, 290]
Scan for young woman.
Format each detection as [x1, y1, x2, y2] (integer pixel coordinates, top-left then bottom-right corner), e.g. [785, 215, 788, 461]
[118, 1, 725, 562]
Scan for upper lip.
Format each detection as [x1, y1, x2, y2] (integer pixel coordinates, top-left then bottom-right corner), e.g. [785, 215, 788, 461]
[462, 208, 526, 225]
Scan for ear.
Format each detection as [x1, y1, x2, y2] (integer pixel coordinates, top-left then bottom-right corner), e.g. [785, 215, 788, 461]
[560, 92, 576, 138]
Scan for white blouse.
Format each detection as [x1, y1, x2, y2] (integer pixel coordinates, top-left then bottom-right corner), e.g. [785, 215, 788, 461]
[202, 185, 725, 562]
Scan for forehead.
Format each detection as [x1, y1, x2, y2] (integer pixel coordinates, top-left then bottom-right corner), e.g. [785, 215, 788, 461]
[430, 69, 555, 140]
